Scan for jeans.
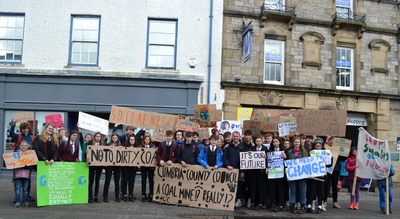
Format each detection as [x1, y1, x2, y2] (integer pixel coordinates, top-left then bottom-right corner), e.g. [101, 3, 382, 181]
[289, 179, 306, 204]
[14, 178, 29, 203]
[379, 186, 393, 209]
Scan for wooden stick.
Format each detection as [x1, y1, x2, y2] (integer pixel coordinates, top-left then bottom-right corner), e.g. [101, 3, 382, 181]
[386, 178, 389, 215]
[311, 177, 325, 182]
[352, 160, 357, 196]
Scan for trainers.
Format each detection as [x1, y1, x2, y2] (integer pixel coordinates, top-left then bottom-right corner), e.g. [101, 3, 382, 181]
[380, 208, 385, 214]
[323, 202, 327, 208]
[311, 204, 315, 211]
[333, 202, 341, 209]
[354, 204, 358, 210]
[322, 205, 327, 211]
[15, 202, 20, 208]
[235, 200, 242, 208]
[349, 203, 354, 209]
[23, 202, 29, 207]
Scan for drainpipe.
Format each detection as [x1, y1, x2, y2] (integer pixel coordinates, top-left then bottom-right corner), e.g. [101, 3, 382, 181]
[207, 0, 213, 104]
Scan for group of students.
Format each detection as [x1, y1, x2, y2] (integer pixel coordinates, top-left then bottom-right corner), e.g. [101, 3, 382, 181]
[9, 118, 395, 214]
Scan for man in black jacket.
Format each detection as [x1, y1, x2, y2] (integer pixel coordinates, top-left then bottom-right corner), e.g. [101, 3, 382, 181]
[177, 132, 200, 166]
[112, 124, 146, 145]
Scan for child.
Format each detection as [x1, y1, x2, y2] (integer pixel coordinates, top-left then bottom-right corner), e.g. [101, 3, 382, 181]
[197, 135, 223, 169]
[263, 133, 273, 149]
[59, 130, 80, 162]
[202, 138, 210, 146]
[378, 164, 395, 214]
[140, 136, 156, 202]
[282, 139, 292, 209]
[87, 132, 105, 203]
[174, 130, 185, 148]
[223, 132, 232, 150]
[112, 124, 146, 145]
[103, 133, 122, 202]
[156, 130, 178, 166]
[268, 137, 287, 212]
[13, 140, 33, 207]
[122, 135, 138, 202]
[345, 147, 363, 210]
[34, 123, 59, 165]
[217, 139, 223, 148]
[177, 132, 200, 166]
[192, 131, 205, 151]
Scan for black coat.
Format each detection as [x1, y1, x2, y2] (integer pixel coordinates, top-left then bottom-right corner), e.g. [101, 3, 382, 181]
[223, 142, 246, 169]
[33, 138, 59, 161]
[176, 143, 200, 165]
[250, 145, 269, 173]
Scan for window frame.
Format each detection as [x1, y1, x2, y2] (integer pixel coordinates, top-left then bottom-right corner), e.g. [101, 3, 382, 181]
[336, 0, 353, 19]
[0, 13, 25, 64]
[263, 39, 285, 85]
[68, 15, 101, 67]
[336, 47, 354, 90]
[145, 18, 178, 69]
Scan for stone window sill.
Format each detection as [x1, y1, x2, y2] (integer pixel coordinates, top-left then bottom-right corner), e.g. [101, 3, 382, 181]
[141, 68, 180, 73]
[0, 64, 25, 67]
[64, 65, 101, 70]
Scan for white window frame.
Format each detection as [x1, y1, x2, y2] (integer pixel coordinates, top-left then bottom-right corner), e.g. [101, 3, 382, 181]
[336, 47, 354, 90]
[265, 0, 285, 10]
[0, 14, 25, 63]
[264, 39, 284, 85]
[336, 0, 353, 19]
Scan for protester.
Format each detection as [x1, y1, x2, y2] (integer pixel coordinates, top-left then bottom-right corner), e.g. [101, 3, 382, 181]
[378, 164, 395, 214]
[57, 127, 68, 146]
[112, 124, 146, 145]
[103, 133, 122, 202]
[156, 130, 178, 166]
[345, 147, 363, 210]
[268, 137, 287, 212]
[87, 132, 104, 203]
[218, 134, 224, 142]
[324, 136, 343, 210]
[223, 132, 232, 150]
[263, 133, 273, 149]
[139, 135, 156, 202]
[304, 135, 313, 152]
[282, 139, 292, 209]
[192, 131, 205, 151]
[121, 135, 138, 202]
[202, 138, 210, 147]
[77, 123, 90, 162]
[13, 140, 33, 208]
[34, 123, 59, 165]
[9, 118, 34, 152]
[197, 135, 223, 169]
[175, 130, 185, 148]
[217, 139, 223, 148]
[177, 132, 200, 166]
[59, 130, 80, 162]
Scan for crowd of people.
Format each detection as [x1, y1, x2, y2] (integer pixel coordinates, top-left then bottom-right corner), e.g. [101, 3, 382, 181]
[8, 118, 395, 214]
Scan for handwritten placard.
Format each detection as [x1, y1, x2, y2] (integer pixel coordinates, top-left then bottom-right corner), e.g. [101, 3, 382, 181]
[176, 115, 198, 131]
[240, 151, 266, 170]
[162, 121, 175, 132]
[197, 128, 210, 139]
[243, 120, 262, 135]
[278, 122, 297, 137]
[311, 150, 332, 165]
[267, 151, 284, 179]
[153, 164, 239, 211]
[3, 150, 38, 169]
[37, 161, 89, 206]
[237, 107, 253, 125]
[284, 156, 327, 181]
[87, 146, 157, 167]
[297, 110, 347, 136]
[210, 110, 223, 122]
[78, 111, 109, 135]
[16, 112, 34, 121]
[332, 138, 351, 157]
[152, 131, 167, 142]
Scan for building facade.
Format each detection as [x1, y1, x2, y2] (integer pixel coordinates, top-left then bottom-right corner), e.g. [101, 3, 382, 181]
[0, 0, 224, 172]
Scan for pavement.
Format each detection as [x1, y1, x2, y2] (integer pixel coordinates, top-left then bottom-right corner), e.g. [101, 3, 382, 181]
[0, 175, 399, 219]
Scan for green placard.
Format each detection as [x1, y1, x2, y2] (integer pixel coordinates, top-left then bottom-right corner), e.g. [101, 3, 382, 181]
[37, 161, 89, 206]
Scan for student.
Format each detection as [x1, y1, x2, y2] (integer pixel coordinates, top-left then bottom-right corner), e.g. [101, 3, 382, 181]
[77, 123, 91, 162]
[122, 135, 138, 202]
[33, 123, 59, 165]
[218, 134, 224, 142]
[223, 132, 232, 150]
[304, 135, 313, 152]
[156, 130, 178, 166]
[59, 130, 80, 162]
[202, 138, 210, 147]
[299, 134, 306, 148]
[177, 132, 200, 166]
[103, 133, 122, 202]
[9, 118, 34, 152]
[378, 164, 395, 214]
[345, 147, 363, 210]
[242, 130, 254, 151]
[174, 130, 185, 148]
[286, 137, 309, 214]
[87, 132, 105, 203]
[268, 137, 287, 212]
[263, 133, 273, 149]
[248, 136, 268, 210]
[192, 132, 205, 151]
[140, 135, 156, 202]
[223, 131, 246, 208]
[112, 124, 146, 145]
[197, 135, 223, 169]
[13, 140, 33, 207]
[57, 128, 68, 146]
[282, 139, 292, 209]
[217, 139, 223, 148]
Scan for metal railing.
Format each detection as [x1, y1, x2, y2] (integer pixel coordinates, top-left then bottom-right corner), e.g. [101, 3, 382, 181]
[261, 2, 296, 14]
[332, 8, 365, 23]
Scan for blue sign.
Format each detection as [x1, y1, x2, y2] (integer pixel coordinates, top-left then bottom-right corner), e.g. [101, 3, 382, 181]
[242, 25, 253, 63]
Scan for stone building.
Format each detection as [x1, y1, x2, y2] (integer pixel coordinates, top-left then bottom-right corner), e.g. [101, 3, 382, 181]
[221, 0, 400, 154]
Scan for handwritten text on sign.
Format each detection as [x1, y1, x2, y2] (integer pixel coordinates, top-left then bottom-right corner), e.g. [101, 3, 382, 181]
[240, 151, 266, 170]
[284, 156, 327, 181]
[267, 152, 284, 179]
[78, 111, 109, 135]
[87, 146, 157, 167]
[3, 150, 38, 169]
[332, 138, 351, 157]
[154, 164, 239, 211]
[37, 161, 89, 206]
[311, 150, 332, 165]
[296, 110, 347, 136]
[278, 122, 297, 137]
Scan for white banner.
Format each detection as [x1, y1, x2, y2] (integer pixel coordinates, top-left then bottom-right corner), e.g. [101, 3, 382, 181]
[284, 156, 327, 181]
[78, 111, 109, 135]
[218, 120, 242, 135]
[356, 128, 391, 180]
[267, 152, 284, 179]
[240, 151, 266, 170]
[311, 150, 332, 165]
[278, 122, 297, 137]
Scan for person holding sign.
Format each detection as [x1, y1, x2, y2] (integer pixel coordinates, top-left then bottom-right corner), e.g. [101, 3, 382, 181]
[268, 137, 287, 212]
[103, 133, 122, 202]
[112, 124, 146, 145]
[139, 136, 156, 202]
[175, 130, 185, 148]
[122, 135, 138, 202]
[345, 147, 363, 210]
[33, 123, 59, 165]
[156, 130, 178, 166]
[13, 141, 33, 208]
[197, 135, 224, 169]
[192, 132, 205, 151]
[378, 164, 395, 214]
[59, 130, 80, 162]
[87, 132, 105, 203]
[177, 132, 200, 167]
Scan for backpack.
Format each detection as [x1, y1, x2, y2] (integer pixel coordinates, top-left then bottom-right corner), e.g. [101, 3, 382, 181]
[160, 141, 178, 154]
[14, 135, 34, 152]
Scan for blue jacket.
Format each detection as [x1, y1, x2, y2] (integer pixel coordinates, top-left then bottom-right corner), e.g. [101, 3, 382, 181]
[378, 164, 395, 187]
[339, 160, 348, 176]
[197, 146, 223, 168]
[9, 120, 34, 151]
[193, 140, 205, 151]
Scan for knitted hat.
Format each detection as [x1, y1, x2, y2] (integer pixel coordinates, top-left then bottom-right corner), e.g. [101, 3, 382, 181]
[314, 137, 324, 144]
[58, 127, 68, 135]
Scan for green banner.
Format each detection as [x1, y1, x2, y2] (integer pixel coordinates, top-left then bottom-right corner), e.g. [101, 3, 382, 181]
[37, 161, 89, 206]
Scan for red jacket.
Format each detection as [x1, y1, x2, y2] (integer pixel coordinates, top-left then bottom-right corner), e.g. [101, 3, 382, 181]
[345, 156, 363, 181]
[59, 141, 79, 162]
[156, 141, 177, 163]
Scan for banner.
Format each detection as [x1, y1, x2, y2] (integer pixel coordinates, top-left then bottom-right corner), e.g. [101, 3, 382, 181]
[278, 122, 297, 137]
[332, 138, 351, 157]
[237, 107, 253, 125]
[37, 161, 88, 206]
[240, 151, 266, 170]
[152, 131, 167, 142]
[78, 111, 109, 135]
[243, 120, 262, 134]
[267, 151, 284, 179]
[311, 150, 332, 165]
[3, 150, 38, 169]
[87, 146, 157, 167]
[162, 121, 175, 132]
[109, 105, 178, 130]
[176, 115, 198, 131]
[16, 112, 34, 121]
[297, 110, 347, 136]
[218, 120, 242, 135]
[284, 156, 327, 181]
[356, 128, 391, 180]
[153, 164, 239, 211]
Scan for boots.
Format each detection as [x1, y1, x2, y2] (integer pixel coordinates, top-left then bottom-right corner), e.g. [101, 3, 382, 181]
[291, 203, 297, 214]
[297, 204, 306, 214]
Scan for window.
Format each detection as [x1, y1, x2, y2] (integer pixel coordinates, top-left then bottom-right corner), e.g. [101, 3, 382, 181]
[336, 0, 353, 19]
[69, 16, 100, 66]
[146, 19, 177, 69]
[336, 47, 354, 90]
[0, 14, 25, 63]
[264, 40, 284, 85]
[265, 0, 285, 10]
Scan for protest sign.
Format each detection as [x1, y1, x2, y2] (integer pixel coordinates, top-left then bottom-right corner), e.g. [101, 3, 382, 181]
[332, 138, 351, 157]
[237, 107, 253, 124]
[45, 113, 64, 128]
[78, 111, 109, 135]
[243, 120, 262, 134]
[240, 151, 266, 170]
[154, 164, 239, 211]
[218, 120, 242, 135]
[109, 105, 178, 130]
[251, 109, 280, 119]
[327, 146, 340, 174]
[278, 122, 297, 137]
[297, 110, 347, 136]
[87, 146, 157, 167]
[311, 150, 332, 165]
[197, 128, 211, 139]
[16, 112, 34, 121]
[3, 150, 38, 169]
[210, 110, 223, 122]
[284, 156, 327, 181]
[152, 131, 167, 142]
[37, 161, 88, 206]
[356, 128, 391, 180]
[176, 115, 198, 131]
[162, 121, 175, 132]
[267, 151, 284, 179]
[260, 117, 279, 132]
[194, 104, 215, 121]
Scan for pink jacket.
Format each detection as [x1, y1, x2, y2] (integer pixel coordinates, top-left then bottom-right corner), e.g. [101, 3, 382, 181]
[345, 156, 363, 181]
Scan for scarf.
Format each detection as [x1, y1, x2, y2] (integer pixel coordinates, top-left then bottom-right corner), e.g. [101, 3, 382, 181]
[294, 148, 300, 157]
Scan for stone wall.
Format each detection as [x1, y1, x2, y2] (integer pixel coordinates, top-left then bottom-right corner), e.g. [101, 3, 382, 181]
[359, 1, 398, 30]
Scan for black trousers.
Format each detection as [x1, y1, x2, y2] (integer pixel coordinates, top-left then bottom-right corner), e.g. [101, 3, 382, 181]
[89, 166, 103, 198]
[269, 178, 284, 207]
[141, 167, 155, 197]
[306, 179, 313, 202]
[324, 171, 339, 202]
[283, 175, 289, 203]
[250, 171, 265, 205]
[307, 178, 324, 205]
[122, 167, 137, 196]
[103, 167, 121, 199]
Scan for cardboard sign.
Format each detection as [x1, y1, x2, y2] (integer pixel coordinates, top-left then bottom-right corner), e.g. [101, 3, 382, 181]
[176, 115, 198, 131]
[210, 110, 223, 122]
[109, 105, 178, 130]
[243, 120, 262, 135]
[78, 111, 109, 135]
[260, 118, 279, 132]
[45, 113, 64, 128]
[327, 147, 340, 174]
[198, 120, 217, 128]
[297, 110, 347, 136]
[332, 138, 351, 157]
[37, 161, 89, 206]
[162, 121, 175, 132]
[311, 150, 332, 165]
[237, 107, 253, 124]
[278, 122, 297, 137]
[87, 146, 157, 167]
[240, 151, 266, 170]
[197, 128, 211, 139]
[152, 131, 167, 142]
[3, 150, 38, 169]
[251, 109, 280, 119]
[267, 151, 284, 179]
[153, 164, 239, 211]
[194, 104, 215, 121]
[218, 120, 242, 135]
[284, 156, 327, 181]
[16, 112, 34, 121]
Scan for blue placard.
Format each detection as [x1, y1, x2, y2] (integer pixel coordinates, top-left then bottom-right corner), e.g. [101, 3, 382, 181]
[346, 61, 351, 68]
[271, 55, 276, 61]
[336, 60, 341, 67]
[276, 55, 282, 62]
[243, 25, 253, 63]
[341, 61, 346, 67]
